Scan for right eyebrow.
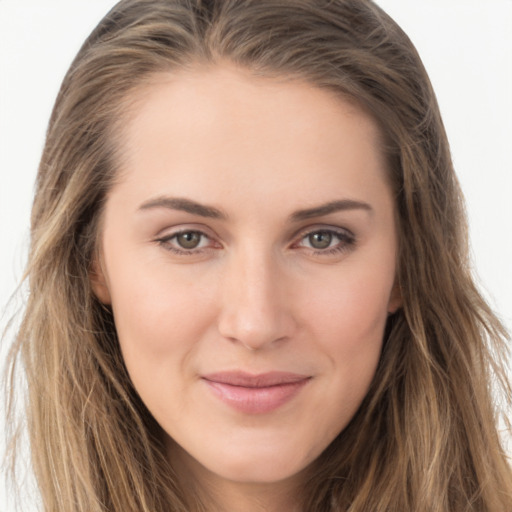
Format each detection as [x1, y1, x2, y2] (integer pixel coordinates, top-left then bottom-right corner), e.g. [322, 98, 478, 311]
[138, 196, 227, 220]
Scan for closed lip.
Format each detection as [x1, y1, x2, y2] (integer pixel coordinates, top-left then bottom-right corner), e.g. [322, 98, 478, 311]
[201, 371, 311, 387]
[201, 371, 311, 414]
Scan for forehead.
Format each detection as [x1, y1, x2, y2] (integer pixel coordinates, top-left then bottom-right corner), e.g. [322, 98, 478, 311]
[110, 64, 391, 215]
[120, 64, 383, 150]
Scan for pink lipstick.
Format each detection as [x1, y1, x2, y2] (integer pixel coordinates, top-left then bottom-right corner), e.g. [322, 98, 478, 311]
[201, 371, 310, 414]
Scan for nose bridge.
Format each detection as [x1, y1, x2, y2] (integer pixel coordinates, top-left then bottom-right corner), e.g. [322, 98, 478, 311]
[218, 244, 294, 349]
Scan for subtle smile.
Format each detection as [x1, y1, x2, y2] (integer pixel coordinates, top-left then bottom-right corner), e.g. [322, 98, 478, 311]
[201, 372, 312, 414]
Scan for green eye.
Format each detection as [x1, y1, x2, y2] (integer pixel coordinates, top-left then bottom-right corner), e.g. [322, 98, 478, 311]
[308, 231, 333, 249]
[176, 231, 202, 249]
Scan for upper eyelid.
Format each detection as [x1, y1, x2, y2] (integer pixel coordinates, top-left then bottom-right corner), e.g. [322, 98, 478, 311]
[154, 224, 355, 247]
[154, 224, 218, 240]
[292, 224, 355, 241]
[288, 227, 356, 255]
[155, 229, 219, 254]
[157, 230, 215, 246]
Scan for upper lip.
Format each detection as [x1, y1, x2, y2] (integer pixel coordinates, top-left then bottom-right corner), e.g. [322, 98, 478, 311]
[201, 371, 311, 388]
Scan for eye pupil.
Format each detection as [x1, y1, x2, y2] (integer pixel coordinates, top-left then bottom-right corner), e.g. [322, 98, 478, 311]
[309, 231, 332, 249]
[177, 232, 201, 249]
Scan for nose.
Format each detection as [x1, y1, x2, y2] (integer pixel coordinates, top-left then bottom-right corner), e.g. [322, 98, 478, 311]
[217, 249, 296, 350]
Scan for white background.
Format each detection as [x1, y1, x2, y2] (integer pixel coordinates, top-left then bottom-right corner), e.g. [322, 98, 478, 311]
[1, 1, 511, 510]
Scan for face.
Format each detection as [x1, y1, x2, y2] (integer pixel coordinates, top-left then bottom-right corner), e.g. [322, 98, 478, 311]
[92, 65, 400, 494]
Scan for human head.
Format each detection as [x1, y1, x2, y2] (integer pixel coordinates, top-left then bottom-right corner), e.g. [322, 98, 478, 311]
[19, 1, 508, 510]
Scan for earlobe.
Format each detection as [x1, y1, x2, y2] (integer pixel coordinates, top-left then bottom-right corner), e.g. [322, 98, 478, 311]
[387, 280, 402, 314]
[90, 253, 112, 305]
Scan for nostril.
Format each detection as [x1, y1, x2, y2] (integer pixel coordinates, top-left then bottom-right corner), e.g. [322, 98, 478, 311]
[217, 296, 296, 350]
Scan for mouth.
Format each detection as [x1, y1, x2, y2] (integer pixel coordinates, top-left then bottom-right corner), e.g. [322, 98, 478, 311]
[201, 371, 311, 414]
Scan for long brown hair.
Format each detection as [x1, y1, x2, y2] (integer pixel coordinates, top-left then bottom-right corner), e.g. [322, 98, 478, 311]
[6, 0, 511, 510]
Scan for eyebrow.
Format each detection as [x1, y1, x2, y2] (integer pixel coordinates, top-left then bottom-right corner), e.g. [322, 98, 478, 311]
[138, 196, 227, 219]
[137, 196, 372, 221]
[290, 199, 373, 222]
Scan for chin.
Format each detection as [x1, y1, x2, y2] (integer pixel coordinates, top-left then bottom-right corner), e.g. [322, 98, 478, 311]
[204, 444, 315, 485]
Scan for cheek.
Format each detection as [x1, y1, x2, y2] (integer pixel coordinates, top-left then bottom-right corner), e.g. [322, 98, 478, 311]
[107, 270, 219, 415]
[301, 261, 393, 407]
[304, 262, 393, 349]
[103, 242, 218, 370]
[113, 287, 213, 358]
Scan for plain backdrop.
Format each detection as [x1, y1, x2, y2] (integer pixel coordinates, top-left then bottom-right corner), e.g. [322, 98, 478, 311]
[1, 1, 511, 510]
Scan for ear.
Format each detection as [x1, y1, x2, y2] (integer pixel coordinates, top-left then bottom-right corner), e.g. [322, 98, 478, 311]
[387, 279, 402, 314]
[89, 252, 112, 305]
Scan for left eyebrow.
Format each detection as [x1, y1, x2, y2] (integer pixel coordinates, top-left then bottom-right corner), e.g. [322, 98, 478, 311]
[290, 199, 373, 222]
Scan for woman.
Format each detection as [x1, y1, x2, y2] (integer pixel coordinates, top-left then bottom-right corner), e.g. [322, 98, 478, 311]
[5, 0, 511, 510]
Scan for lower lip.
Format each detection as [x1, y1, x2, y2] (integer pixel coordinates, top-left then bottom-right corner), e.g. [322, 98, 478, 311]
[203, 379, 310, 414]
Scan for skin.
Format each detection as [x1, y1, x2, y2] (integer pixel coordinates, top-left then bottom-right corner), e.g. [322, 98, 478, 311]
[92, 65, 401, 512]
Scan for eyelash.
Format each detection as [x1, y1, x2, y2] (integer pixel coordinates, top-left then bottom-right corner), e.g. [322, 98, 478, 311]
[155, 230, 216, 256]
[294, 228, 356, 256]
[155, 227, 356, 257]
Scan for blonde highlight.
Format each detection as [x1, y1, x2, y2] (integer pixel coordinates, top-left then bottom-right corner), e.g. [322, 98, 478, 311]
[5, 1, 511, 510]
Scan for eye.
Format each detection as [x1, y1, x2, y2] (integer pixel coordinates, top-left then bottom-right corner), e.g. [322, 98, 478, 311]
[175, 231, 203, 249]
[295, 228, 355, 255]
[307, 231, 334, 250]
[156, 229, 219, 255]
